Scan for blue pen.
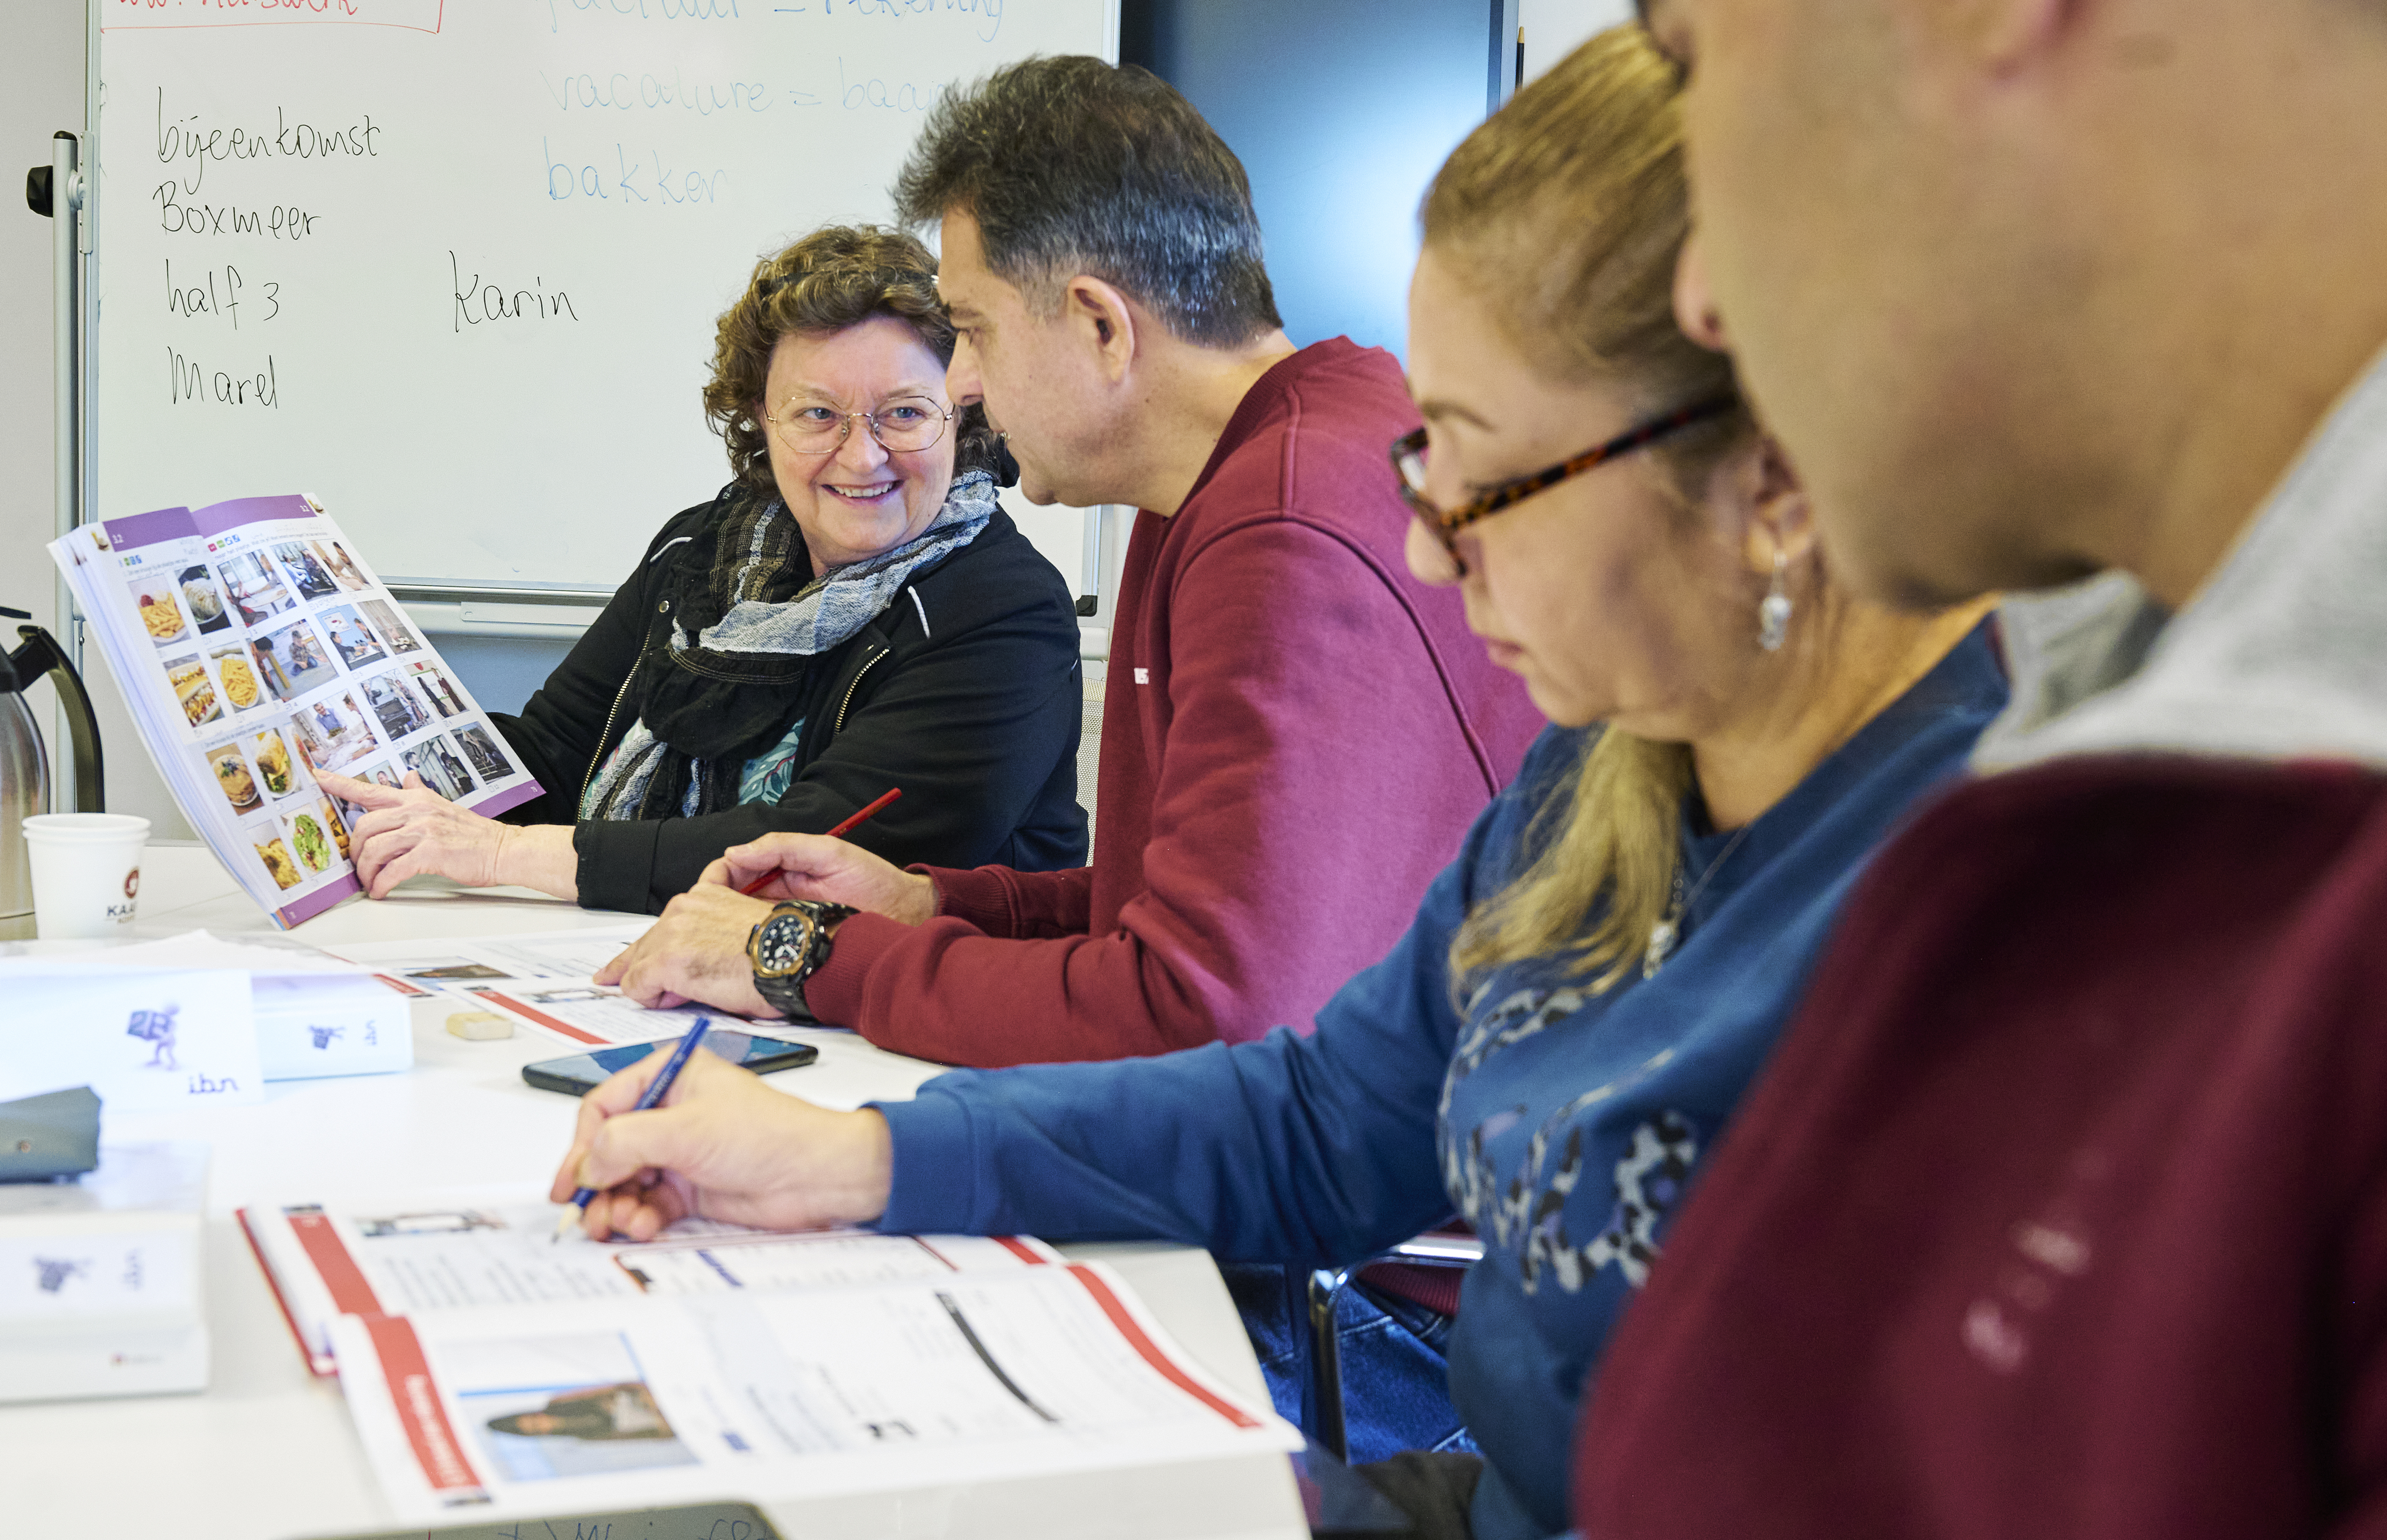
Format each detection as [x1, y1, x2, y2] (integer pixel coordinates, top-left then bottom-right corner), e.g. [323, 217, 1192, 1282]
[553, 1014, 712, 1242]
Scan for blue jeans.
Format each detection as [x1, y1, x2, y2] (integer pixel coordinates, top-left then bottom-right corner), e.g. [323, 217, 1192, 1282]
[1221, 1262, 1478, 1465]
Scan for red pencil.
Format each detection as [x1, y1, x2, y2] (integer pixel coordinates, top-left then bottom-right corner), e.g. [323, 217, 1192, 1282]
[739, 787, 903, 896]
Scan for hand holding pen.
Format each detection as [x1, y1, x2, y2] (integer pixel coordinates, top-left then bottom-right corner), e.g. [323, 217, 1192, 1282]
[554, 1013, 714, 1241]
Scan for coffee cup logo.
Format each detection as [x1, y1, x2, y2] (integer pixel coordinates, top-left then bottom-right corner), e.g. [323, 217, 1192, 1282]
[123, 868, 141, 900]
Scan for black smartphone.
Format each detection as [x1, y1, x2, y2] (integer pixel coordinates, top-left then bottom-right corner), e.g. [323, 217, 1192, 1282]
[522, 1029, 819, 1096]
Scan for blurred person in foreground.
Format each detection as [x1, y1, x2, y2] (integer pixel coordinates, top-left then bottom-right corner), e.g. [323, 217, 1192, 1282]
[594, 57, 1540, 1067]
[549, 33, 2003, 1536]
[1574, 2, 2387, 1536]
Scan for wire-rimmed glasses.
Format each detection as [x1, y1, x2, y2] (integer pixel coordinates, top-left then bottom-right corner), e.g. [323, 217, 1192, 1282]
[766, 394, 955, 456]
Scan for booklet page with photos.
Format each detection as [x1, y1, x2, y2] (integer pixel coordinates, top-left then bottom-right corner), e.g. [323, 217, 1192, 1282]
[50, 495, 544, 926]
[238, 1198, 1299, 1521]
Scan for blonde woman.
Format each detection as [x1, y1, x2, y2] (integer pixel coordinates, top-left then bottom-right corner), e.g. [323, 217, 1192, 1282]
[546, 32, 2002, 1538]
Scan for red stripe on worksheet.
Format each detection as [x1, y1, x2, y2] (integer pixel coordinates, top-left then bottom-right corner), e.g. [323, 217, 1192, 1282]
[1066, 1264, 1260, 1429]
[287, 1209, 386, 1318]
[473, 989, 604, 1045]
[237, 1208, 335, 1377]
[361, 1314, 487, 1497]
[994, 1236, 1048, 1266]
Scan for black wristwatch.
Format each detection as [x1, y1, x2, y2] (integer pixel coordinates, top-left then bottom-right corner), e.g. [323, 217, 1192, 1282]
[746, 900, 856, 1022]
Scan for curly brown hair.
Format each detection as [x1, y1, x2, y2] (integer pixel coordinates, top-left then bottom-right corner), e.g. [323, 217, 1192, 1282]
[704, 224, 1002, 492]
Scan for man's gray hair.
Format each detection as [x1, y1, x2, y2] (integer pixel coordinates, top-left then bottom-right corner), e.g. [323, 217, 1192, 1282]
[892, 55, 1283, 349]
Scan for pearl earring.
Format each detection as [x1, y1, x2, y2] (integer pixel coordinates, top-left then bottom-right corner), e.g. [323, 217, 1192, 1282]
[1758, 547, 1792, 652]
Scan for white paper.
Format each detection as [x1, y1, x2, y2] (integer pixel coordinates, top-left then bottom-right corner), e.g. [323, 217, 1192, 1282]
[323, 926, 733, 1048]
[0, 966, 263, 1109]
[0, 931, 414, 1080]
[330, 1262, 1300, 1522]
[243, 1195, 1058, 1369]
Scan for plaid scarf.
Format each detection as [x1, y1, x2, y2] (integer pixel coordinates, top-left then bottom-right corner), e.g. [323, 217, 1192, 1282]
[579, 471, 996, 821]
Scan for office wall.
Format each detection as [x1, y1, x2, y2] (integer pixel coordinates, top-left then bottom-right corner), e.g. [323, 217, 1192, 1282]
[1122, 0, 1504, 361]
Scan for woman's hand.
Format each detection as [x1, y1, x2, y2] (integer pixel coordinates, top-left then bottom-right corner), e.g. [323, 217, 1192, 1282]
[708, 833, 938, 925]
[548, 1046, 894, 1240]
[318, 770, 577, 899]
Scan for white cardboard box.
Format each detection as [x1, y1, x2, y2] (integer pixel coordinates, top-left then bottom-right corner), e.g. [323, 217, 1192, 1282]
[0, 1141, 210, 1402]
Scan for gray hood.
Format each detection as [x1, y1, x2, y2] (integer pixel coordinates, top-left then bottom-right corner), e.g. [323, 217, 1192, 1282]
[1975, 345, 2387, 772]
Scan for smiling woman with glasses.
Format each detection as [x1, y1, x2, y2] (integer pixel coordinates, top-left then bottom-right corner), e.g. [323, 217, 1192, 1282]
[315, 224, 1089, 915]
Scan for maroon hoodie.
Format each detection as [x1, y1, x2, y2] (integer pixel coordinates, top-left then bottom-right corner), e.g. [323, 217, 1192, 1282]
[1575, 353, 2387, 1537]
[805, 338, 1541, 1067]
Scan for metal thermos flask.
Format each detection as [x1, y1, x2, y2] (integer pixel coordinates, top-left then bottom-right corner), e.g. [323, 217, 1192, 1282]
[1, 605, 107, 920]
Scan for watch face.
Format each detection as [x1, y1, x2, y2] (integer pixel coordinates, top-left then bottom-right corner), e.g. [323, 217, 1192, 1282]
[753, 913, 812, 978]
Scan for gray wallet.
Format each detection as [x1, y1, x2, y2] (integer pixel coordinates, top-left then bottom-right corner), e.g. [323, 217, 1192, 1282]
[0, 1086, 102, 1182]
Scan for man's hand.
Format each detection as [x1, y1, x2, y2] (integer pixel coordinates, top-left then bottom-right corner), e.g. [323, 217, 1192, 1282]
[548, 1047, 894, 1240]
[596, 884, 778, 1015]
[320, 770, 577, 900]
[704, 833, 937, 926]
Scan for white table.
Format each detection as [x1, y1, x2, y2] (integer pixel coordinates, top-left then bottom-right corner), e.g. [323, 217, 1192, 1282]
[7, 844, 1305, 1540]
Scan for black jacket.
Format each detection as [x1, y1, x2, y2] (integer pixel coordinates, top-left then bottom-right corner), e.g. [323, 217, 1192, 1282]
[492, 499, 1088, 914]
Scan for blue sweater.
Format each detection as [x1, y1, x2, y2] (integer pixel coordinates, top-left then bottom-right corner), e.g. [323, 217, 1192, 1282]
[876, 627, 2007, 1538]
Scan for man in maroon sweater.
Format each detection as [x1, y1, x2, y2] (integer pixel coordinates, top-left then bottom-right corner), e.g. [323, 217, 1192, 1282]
[601, 58, 1537, 1067]
[1570, 2, 2387, 1537]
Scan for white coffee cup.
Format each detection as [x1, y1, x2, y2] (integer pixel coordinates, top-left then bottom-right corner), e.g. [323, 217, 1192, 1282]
[22, 813, 151, 940]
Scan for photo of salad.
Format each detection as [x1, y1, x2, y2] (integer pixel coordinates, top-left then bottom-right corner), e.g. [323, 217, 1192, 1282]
[290, 812, 332, 875]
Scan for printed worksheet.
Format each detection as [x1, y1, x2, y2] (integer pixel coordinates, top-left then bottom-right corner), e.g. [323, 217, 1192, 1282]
[321, 926, 721, 1046]
[241, 1197, 1057, 1374]
[329, 1262, 1299, 1522]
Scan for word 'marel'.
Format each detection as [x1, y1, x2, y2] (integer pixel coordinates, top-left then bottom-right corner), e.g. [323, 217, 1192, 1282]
[168, 348, 281, 409]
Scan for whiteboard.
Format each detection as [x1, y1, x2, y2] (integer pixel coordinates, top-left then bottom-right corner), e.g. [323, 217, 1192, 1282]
[92, 0, 1118, 591]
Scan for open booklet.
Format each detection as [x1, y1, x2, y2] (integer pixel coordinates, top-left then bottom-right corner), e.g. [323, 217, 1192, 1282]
[49, 495, 544, 927]
[239, 1200, 1299, 1521]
